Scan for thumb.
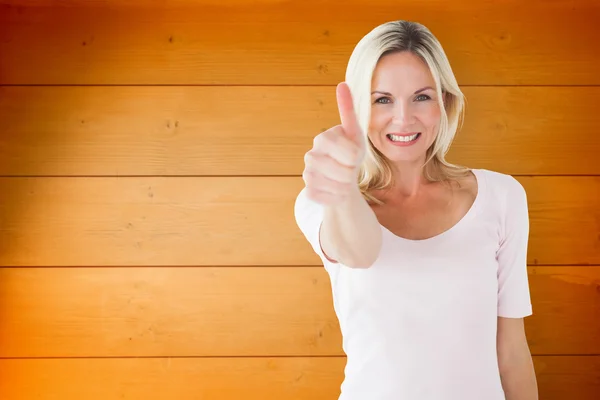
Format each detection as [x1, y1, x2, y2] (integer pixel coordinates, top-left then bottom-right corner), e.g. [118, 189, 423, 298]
[336, 82, 364, 147]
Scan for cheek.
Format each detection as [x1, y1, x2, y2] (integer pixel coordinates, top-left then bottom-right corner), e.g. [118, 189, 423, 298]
[368, 110, 388, 140]
[369, 109, 387, 128]
[418, 105, 442, 130]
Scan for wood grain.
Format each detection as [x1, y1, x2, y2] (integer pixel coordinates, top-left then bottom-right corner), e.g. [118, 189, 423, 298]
[0, 266, 340, 357]
[0, 176, 598, 267]
[0, 86, 598, 176]
[0, 357, 344, 400]
[0, 356, 598, 400]
[1, 1, 598, 85]
[0, 266, 598, 357]
[526, 267, 600, 355]
[1, 2, 598, 399]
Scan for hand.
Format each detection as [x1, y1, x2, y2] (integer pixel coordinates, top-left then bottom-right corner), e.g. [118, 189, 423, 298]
[302, 82, 366, 205]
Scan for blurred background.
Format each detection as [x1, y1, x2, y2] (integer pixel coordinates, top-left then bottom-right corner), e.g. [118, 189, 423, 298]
[0, 0, 598, 399]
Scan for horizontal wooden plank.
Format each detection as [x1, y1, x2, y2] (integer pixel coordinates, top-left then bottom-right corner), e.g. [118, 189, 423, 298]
[523, 176, 600, 266]
[0, 176, 597, 267]
[526, 267, 600, 355]
[0, 356, 598, 400]
[0, 176, 598, 267]
[2, 0, 596, 7]
[0, 266, 598, 357]
[0, 1, 598, 85]
[0, 266, 339, 357]
[0, 86, 598, 176]
[0, 357, 344, 400]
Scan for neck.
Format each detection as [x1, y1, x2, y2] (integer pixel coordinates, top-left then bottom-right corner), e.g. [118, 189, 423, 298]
[387, 157, 431, 198]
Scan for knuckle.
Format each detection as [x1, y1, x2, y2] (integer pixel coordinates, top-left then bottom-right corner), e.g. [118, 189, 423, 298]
[331, 124, 344, 134]
[331, 128, 344, 142]
[302, 169, 310, 183]
[303, 169, 316, 183]
[313, 133, 326, 148]
[325, 127, 343, 141]
[317, 134, 332, 149]
[304, 150, 320, 167]
[303, 150, 312, 164]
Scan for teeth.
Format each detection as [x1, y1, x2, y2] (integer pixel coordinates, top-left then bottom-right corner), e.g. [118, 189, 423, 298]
[389, 133, 419, 142]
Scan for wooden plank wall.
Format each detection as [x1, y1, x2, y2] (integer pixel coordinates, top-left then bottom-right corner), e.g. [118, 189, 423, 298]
[0, 0, 599, 399]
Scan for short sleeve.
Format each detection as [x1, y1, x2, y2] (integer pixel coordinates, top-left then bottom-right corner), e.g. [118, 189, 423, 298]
[294, 187, 338, 266]
[496, 177, 533, 318]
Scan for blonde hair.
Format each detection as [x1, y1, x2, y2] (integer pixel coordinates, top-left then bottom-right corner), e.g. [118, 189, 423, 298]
[344, 20, 471, 205]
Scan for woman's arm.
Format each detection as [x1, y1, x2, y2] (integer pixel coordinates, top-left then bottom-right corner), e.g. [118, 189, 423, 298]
[320, 187, 382, 268]
[497, 317, 539, 400]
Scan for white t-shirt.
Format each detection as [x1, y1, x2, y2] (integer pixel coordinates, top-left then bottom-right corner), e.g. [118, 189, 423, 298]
[294, 168, 533, 400]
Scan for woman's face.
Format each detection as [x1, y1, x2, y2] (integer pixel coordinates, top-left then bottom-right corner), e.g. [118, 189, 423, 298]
[368, 51, 443, 165]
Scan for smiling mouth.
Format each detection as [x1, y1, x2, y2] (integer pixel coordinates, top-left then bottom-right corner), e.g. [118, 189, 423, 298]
[387, 133, 421, 142]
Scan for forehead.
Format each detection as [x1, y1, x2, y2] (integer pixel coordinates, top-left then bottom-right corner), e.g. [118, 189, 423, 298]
[371, 51, 436, 91]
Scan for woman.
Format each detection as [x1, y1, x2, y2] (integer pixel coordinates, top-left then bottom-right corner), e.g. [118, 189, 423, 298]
[294, 20, 538, 399]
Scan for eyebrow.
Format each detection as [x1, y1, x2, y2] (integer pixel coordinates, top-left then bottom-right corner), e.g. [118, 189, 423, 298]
[371, 86, 434, 95]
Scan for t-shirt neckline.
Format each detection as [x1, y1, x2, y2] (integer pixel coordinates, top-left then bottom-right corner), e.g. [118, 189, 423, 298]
[379, 168, 484, 244]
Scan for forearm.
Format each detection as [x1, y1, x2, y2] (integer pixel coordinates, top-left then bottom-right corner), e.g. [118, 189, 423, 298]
[320, 188, 382, 268]
[499, 352, 538, 400]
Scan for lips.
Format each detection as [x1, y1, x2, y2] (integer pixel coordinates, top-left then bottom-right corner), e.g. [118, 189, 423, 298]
[387, 132, 419, 136]
[387, 132, 421, 142]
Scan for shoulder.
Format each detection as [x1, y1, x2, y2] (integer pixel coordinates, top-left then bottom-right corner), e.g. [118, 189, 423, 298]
[475, 169, 529, 232]
[470, 170, 530, 245]
[476, 168, 527, 201]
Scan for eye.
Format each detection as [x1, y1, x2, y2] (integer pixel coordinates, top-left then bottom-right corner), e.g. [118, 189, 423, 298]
[374, 97, 391, 104]
[415, 94, 431, 101]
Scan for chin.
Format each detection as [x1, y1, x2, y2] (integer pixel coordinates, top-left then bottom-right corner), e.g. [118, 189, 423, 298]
[382, 153, 427, 165]
[375, 141, 428, 161]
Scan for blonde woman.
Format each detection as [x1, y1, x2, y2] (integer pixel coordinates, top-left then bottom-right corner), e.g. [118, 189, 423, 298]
[295, 20, 538, 399]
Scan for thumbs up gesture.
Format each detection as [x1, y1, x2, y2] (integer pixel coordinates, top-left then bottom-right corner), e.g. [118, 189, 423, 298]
[302, 82, 367, 205]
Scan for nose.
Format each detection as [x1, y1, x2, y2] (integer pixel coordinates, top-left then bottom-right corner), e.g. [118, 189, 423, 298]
[392, 100, 413, 126]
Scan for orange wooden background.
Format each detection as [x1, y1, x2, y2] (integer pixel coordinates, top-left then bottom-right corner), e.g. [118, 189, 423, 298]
[0, 0, 599, 399]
